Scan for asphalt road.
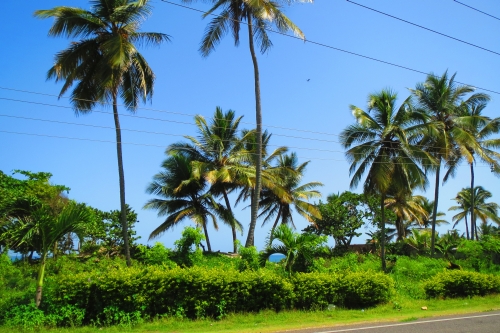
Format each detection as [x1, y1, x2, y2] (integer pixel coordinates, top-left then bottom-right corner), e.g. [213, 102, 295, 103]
[276, 311, 500, 333]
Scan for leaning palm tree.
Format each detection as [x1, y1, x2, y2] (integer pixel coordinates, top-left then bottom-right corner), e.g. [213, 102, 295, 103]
[454, 102, 500, 239]
[411, 71, 490, 255]
[35, 0, 170, 266]
[168, 107, 252, 252]
[449, 186, 500, 240]
[258, 152, 322, 238]
[1, 201, 92, 307]
[340, 89, 433, 271]
[189, 0, 309, 247]
[144, 153, 237, 252]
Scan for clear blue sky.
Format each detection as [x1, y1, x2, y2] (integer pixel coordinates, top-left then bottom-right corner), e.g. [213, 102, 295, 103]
[1, 0, 499, 251]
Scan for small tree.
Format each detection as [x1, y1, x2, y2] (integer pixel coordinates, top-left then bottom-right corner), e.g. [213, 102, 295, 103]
[1, 201, 93, 307]
[261, 224, 327, 274]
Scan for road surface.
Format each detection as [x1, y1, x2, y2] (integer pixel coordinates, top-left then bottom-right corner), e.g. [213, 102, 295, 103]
[276, 311, 500, 333]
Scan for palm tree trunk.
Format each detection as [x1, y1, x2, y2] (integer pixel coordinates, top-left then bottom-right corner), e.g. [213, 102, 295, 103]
[222, 189, 238, 253]
[431, 163, 441, 256]
[202, 223, 212, 252]
[380, 193, 386, 272]
[269, 206, 283, 243]
[470, 163, 476, 241]
[245, 12, 263, 248]
[112, 89, 131, 267]
[464, 214, 470, 240]
[35, 252, 47, 307]
[396, 216, 404, 242]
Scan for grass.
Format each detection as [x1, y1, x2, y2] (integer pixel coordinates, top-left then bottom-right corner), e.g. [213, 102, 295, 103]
[1, 295, 499, 333]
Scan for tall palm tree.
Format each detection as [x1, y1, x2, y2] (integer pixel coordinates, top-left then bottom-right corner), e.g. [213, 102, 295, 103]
[454, 102, 500, 240]
[168, 107, 251, 252]
[35, 0, 170, 266]
[189, 0, 308, 247]
[340, 89, 433, 271]
[411, 71, 490, 254]
[144, 153, 235, 252]
[258, 152, 322, 238]
[449, 186, 500, 240]
[1, 201, 92, 307]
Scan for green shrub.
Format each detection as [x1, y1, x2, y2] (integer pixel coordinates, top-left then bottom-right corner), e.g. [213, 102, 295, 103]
[238, 245, 260, 271]
[4, 302, 46, 330]
[135, 242, 177, 267]
[456, 238, 500, 273]
[293, 271, 393, 309]
[339, 271, 393, 308]
[424, 270, 500, 298]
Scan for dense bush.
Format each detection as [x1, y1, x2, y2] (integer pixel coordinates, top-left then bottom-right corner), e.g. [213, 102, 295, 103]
[293, 270, 392, 309]
[43, 266, 393, 323]
[46, 266, 295, 321]
[424, 270, 500, 298]
[456, 238, 500, 273]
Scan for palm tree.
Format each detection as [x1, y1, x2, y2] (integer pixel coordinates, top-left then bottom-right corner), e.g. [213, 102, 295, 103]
[35, 0, 170, 266]
[168, 107, 251, 252]
[418, 197, 448, 229]
[260, 223, 327, 274]
[411, 71, 490, 254]
[144, 154, 235, 252]
[454, 102, 500, 240]
[449, 186, 500, 240]
[258, 152, 322, 238]
[340, 89, 433, 271]
[385, 191, 427, 241]
[190, 0, 308, 247]
[1, 201, 92, 307]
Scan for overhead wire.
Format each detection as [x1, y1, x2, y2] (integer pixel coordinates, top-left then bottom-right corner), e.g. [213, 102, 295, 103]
[0, 112, 451, 161]
[159, 0, 500, 96]
[0, 95, 484, 156]
[0, 96, 496, 168]
[453, 0, 500, 21]
[1, 129, 493, 168]
[346, 0, 500, 56]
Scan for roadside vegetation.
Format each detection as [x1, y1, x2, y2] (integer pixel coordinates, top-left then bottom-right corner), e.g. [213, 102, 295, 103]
[1, 0, 500, 332]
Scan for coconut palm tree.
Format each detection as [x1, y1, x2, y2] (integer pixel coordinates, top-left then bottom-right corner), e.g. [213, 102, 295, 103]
[167, 107, 252, 252]
[144, 153, 235, 252]
[35, 0, 170, 266]
[411, 71, 490, 254]
[449, 186, 500, 240]
[453, 102, 500, 240]
[385, 190, 427, 241]
[340, 89, 434, 271]
[189, 0, 309, 247]
[1, 201, 92, 307]
[258, 152, 322, 238]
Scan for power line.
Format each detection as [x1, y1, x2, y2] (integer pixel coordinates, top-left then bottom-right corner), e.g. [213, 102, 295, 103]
[346, 0, 500, 56]
[453, 0, 500, 21]
[3, 129, 491, 168]
[0, 113, 447, 161]
[159, 0, 500, 96]
[0, 86, 343, 138]
[0, 95, 476, 155]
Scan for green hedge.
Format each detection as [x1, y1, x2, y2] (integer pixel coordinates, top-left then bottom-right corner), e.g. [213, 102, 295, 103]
[293, 271, 393, 309]
[44, 266, 393, 322]
[424, 270, 500, 298]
